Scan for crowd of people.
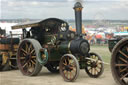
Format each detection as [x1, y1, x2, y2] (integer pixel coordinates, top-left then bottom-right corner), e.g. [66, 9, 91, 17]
[86, 33, 113, 45]
[69, 26, 114, 45]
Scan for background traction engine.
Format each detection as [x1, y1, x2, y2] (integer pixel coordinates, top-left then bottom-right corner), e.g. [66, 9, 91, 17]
[0, 31, 19, 71]
[12, 2, 104, 81]
[109, 37, 128, 85]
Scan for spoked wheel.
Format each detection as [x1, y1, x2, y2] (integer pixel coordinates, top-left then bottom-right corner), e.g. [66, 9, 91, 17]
[59, 54, 79, 82]
[17, 39, 42, 76]
[111, 38, 128, 85]
[46, 62, 59, 73]
[85, 52, 104, 78]
[0, 52, 10, 71]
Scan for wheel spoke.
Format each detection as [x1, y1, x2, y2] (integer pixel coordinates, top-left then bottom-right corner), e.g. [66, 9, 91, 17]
[31, 56, 36, 59]
[95, 68, 99, 74]
[21, 48, 28, 54]
[63, 70, 67, 76]
[91, 67, 93, 74]
[33, 59, 36, 63]
[28, 44, 32, 53]
[63, 63, 66, 66]
[20, 57, 25, 59]
[31, 60, 36, 65]
[69, 66, 74, 70]
[119, 56, 127, 63]
[120, 72, 128, 80]
[92, 68, 94, 75]
[69, 62, 75, 67]
[68, 57, 70, 64]
[65, 59, 67, 65]
[23, 62, 28, 68]
[87, 60, 91, 64]
[93, 68, 95, 75]
[31, 49, 35, 54]
[115, 64, 127, 67]
[96, 60, 102, 64]
[23, 53, 27, 56]
[72, 67, 76, 72]
[94, 68, 96, 75]
[119, 50, 128, 58]
[25, 43, 29, 52]
[67, 71, 68, 78]
[27, 62, 31, 68]
[120, 67, 127, 73]
[96, 64, 102, 69]
[88, 67, 92, 72]
[70, 71, 72, 80]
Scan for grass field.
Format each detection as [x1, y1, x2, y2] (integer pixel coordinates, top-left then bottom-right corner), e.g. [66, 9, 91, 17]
[90, 45, 111, 63]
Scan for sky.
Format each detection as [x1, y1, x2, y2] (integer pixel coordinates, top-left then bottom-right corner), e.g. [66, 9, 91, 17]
[0, 0, 128, 20]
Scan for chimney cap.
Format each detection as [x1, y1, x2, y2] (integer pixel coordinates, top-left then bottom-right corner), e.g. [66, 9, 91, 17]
[74, 2, 83, 9]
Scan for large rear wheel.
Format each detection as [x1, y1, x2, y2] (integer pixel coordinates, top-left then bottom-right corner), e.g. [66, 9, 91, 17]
[111, 38, 128, 85]
[17, 39, 42, 76]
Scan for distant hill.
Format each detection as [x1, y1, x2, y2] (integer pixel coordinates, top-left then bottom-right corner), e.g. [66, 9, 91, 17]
[0, 19, 127, 27]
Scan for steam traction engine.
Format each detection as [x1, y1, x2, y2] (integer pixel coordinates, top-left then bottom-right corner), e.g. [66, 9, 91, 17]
[0, 29, 19, 71]
[109, 36, 128, 85]
[12, 2, 104, 81]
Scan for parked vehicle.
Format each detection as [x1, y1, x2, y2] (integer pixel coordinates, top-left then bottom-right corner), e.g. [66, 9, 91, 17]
[12, 2, 104, 81]
[0, 30, 20, 71]
[108, 32, 128, 85]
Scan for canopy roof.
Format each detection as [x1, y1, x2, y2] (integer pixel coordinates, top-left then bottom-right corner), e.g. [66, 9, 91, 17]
[12, 18, 68, 30]
[12, 20, 40, 29]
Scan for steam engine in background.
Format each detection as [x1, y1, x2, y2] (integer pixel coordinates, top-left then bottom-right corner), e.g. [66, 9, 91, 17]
[108, 32, 128, 85]
[0, 29, 19, 71]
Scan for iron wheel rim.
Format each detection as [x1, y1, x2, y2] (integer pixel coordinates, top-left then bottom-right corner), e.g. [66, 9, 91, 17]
[111, 39, 128, 85]
[85, 52, 104, 78]
[17, 39, 42, 76]
[59, 54, 79, 82]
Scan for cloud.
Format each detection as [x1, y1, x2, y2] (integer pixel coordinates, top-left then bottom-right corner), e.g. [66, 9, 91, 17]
[0, 0, 1, 18]
[1, 0, 128, 20]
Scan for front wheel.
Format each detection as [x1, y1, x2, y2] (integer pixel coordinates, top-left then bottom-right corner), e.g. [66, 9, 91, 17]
[85, 52, 104, 78]
[59, 54, 80, 82]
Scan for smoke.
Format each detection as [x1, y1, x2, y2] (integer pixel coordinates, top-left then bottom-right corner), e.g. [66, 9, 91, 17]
[67, 0, 85, 5]
[74, 0, 84, 5]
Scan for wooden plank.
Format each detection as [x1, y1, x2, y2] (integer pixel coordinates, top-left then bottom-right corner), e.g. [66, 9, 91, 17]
[0, 44, 9, 50]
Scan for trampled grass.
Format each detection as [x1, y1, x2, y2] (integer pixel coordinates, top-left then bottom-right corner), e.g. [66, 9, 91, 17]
[90, 45, 111, 63]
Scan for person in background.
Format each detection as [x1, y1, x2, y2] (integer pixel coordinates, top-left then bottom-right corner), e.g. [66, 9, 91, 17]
[96, 34, 102, 45]
[90, 33, 95, 45]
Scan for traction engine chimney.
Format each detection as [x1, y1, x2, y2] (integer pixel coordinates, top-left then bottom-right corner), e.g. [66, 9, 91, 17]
[73, 2, 83, 36]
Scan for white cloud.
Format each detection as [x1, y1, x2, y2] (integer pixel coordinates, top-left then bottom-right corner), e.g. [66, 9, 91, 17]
[67, 0, 74, 2]
[100, 7, 109, 11]
[31, 1, 39, 6]
[0, 0, 1, 19]
[1, 0, 128, 20]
